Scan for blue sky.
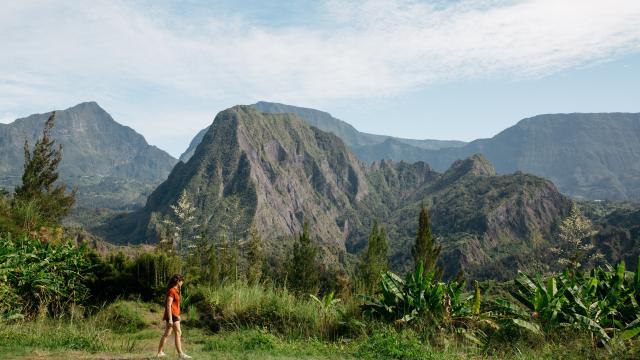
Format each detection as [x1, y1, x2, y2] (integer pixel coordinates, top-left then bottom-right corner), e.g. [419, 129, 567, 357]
[1, 0, 639, 157]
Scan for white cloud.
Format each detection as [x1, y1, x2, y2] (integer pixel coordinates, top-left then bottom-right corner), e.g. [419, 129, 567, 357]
[1, 0, 639, 154]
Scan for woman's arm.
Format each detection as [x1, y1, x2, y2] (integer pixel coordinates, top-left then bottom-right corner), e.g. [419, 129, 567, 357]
[166, 296, 174, 324]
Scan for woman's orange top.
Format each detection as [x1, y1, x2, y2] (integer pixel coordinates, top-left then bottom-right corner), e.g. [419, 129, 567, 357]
[162, 287, 180, 320]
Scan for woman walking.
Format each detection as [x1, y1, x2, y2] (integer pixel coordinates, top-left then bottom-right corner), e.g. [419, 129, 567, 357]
[157, 274, 192, 359]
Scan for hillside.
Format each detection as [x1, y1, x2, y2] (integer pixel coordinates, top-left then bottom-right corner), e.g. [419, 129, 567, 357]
[0, 102, 177, 208]
[114, 105, 572, 279]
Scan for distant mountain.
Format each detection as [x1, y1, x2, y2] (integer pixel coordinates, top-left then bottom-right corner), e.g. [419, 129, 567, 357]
[351, 138, 439, 164]
[179, 127, 208, 162]
[112, 105, 572, 279]
[0, 102, 177, 209]
[406, 113, 640, 201]
[178, 101, 466, 162]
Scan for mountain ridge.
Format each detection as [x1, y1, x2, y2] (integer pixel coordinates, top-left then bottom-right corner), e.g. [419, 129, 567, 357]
[0, 102, 178, 209]
[409, 112, 640, 201]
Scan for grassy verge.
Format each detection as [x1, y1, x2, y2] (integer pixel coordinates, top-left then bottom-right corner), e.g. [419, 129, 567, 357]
[1, 288, 637, 359]
[1, 318, 634, 359]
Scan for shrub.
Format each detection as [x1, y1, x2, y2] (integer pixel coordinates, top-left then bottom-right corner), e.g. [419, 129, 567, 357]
[356, 327, 435, 360]
[204, 328, 277, 352]
[97, 301, 147, 333]
[0, 278, 22, 320]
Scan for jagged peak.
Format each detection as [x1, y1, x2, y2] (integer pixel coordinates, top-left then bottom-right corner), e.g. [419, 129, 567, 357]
[447, 154, 496, 177]
[433, 154, 496, 188]
[69, 101, 102, 110]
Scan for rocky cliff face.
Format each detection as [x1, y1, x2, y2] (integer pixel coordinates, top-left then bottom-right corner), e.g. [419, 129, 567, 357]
[116, 105, 572, 279]
[121, 106, 371, 263]
[0, 102, 177, 208]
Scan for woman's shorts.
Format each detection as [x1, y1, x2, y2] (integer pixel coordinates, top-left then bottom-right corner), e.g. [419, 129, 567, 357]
[166, 315, 180, 323]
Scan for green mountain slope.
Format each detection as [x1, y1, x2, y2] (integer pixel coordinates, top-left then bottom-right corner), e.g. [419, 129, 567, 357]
[116, 105, 572, 279]
[0, 102, 177, 209]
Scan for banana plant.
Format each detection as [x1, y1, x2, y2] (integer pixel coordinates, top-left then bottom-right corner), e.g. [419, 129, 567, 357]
[510, 272, 571, 329]
[0, 233, 90, 318]
[310, 291, 341, 313]
[504, 258, 640, 343]
[361, 262, 473, 323]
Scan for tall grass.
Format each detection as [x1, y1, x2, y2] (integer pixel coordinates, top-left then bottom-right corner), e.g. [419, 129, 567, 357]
[192, 281, 361, 339]
[0, 319, 110, 353]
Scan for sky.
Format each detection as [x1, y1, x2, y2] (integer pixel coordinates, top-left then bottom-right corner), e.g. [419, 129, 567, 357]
[1, 0, 639, 157]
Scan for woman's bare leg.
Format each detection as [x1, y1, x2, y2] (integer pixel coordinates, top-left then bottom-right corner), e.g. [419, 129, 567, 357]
[157, 322, 173, 354]
[173, 321, 184, 355]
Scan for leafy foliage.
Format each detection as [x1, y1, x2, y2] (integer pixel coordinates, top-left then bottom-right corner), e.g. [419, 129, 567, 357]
[361, 262, 472, 324]
[0, 233, 89, 318]
[496, 258, 640, 344]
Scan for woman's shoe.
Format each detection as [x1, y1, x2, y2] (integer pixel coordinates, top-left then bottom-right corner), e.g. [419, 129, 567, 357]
[178, 354, 192, 359]
[156, 351, 166, 357]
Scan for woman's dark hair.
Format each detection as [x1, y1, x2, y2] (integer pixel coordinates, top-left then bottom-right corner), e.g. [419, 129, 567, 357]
[166, 274, 184, 292]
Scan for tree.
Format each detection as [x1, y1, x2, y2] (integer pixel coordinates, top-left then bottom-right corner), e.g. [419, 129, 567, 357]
[550, 203, 602, 272]
[288, 221, 319, 294]
[217, 232, 232, 283]
[163, 189, 199, 257]
[246, 225, 264, 285]
[358, 221, 389, 293]
[207, 241, 220, 285]
[412, 204, 441, 277]
[14, 112, 75, 225]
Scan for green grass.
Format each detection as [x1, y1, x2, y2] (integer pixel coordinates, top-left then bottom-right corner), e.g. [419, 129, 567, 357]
[1, 317, 636, 360]
[0, 319, 110, 354]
